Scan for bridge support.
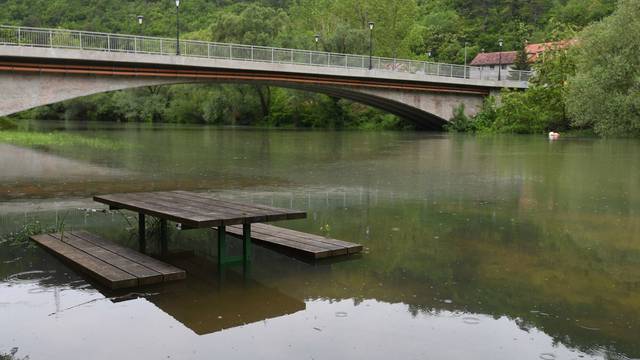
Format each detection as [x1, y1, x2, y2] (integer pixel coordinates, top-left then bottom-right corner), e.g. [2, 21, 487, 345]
[0, 72, 180, 118]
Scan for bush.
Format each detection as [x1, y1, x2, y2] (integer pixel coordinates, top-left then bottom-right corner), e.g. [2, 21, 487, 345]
[0, 117, 18, 130]
[445, 104, 475, 132]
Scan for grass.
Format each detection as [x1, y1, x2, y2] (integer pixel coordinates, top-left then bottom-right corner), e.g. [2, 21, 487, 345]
[0, 130, 129, 151]
[0, 213, 69, 248]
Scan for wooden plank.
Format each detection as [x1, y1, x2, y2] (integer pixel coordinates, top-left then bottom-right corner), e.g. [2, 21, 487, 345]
[164, 192, 281, 220]
[73, 230, 186, 281]
[30, 232, 187, 289]
[226, 224, 362, 259]
[94, 194, 204, 227]
[226, 226, 333, 259]
[145, 192, 264, 224]
[171, 191, 306, 221]
[247, 227, 345, 254]
[94, 191, 307, 228]
[60, 232, 164, 286]
[172, 190, 303, 214]
[249, 224, 344, 249]
[251, 224, 363, 253]
[30, 234, 138, 289]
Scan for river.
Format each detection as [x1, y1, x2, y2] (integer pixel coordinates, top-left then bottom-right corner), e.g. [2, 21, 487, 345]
[1, 121, 638, 360]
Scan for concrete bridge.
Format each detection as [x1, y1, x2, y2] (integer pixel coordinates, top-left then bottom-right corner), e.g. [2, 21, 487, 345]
[0, 26, 530, 130]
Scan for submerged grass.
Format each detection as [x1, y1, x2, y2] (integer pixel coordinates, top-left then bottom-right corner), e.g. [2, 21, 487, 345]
[0, 212, 69, 248]
[0, 131, 129, 151]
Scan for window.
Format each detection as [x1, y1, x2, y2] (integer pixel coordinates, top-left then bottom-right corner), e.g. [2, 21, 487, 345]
[501, 64, 507, 69]
[490, 65, 495, 70]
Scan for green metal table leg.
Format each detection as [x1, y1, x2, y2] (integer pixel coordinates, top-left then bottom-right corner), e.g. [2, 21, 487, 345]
[138, 213, 146, 254]
[160, 218, 168, 257]
[243, 223, 252, 265]
[217, 225, 226, 265]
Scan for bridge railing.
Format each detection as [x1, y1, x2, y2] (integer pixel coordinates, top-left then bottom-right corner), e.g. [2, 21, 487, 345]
[0, 25, 532, 83]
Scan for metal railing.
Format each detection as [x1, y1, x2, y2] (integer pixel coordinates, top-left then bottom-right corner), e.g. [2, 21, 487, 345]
[0, 25, 532, 82]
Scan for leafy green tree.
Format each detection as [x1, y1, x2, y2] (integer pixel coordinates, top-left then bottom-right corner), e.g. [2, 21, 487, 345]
[513, 44, 531, 71]
[470, 46, 576, 134]
[566, 0, 640, 136]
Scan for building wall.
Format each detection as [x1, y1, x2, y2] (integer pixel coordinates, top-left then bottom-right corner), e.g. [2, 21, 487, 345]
[469, 65, 516, 81]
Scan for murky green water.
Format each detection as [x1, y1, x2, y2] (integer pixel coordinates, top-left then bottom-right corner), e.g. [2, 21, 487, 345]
[1, 121, 639, 360]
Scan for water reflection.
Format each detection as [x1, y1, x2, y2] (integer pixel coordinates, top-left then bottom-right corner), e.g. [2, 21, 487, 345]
[149, 257, 306, 336]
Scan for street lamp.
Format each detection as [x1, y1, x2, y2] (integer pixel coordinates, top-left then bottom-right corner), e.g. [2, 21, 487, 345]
[464, 41, 469, 78]
[498, 38, 503, 80]
[175, 0, 181, 55]
[464, 41, 468, 66]
[314, 34, 320, 51]
[368, 21, 374, 70]
[137, 15, 144, 35]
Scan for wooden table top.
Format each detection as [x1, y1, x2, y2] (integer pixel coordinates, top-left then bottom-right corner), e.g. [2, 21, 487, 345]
[93, 190, 307, 228]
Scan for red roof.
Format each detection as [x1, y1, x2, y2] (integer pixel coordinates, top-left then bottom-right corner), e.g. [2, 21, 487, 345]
[525, 40, 575, 62]
[470, 51, 517, 66]
[470, 40, 576, 66]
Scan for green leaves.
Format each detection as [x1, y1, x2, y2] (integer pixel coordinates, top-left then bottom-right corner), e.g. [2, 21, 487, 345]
[566, 0, 640, 136]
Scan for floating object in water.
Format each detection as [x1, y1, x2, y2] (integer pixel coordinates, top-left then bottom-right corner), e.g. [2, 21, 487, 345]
[548, 132, 560, 140]
[463, 317, 481, 325]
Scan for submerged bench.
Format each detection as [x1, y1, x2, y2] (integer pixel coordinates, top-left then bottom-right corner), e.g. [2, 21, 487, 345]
[226, 223, 363, 260]
[30, 230, 186, 289]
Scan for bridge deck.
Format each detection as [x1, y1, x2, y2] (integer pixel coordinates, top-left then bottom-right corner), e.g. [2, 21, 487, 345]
[226, 223, 362, 259]
[30, 230, 186, 289]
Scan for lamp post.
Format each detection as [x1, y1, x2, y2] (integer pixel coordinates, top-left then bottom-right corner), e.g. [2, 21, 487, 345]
[137, 15, 144, 35]
[464, 41, 468, 78]
[368, 21, 374, 70]
[314, 34, 320, 51]
[498, 38, 503, 81]
[464, 41, 468, 66]
[175, 0, 181, 55]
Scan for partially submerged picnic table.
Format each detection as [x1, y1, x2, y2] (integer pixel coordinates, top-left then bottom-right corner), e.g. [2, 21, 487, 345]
[93, 190, 309, 266]
[31, 190, 362, 289]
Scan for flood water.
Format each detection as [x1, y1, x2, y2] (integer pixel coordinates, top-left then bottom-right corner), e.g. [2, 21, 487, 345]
[1, 121, 639, 360]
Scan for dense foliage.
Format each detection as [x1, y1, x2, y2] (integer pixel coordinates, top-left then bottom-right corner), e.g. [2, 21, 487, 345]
[0, 0, 618, 130]
[459, 0, 638, 136]
[566, 0, 640, 137]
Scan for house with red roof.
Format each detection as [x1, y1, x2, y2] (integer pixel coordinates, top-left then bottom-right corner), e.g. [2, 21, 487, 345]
[469, 40, 573, 80]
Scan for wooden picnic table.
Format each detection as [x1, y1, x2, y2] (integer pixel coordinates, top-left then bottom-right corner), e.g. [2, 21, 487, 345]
[94, 190, 307, 265]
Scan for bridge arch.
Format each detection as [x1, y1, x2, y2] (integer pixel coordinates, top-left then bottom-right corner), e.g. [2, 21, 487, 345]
[0, 70, 486, 130]
[0, 26, 528, 130]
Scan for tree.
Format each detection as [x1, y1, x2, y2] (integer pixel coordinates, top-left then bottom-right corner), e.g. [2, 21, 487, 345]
[566, 0, 640, 136]
[469, 46, 576, 134]
[513, 44, 531, 71]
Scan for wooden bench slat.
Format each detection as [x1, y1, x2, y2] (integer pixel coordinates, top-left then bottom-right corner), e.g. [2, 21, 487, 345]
[60, 232, 164, 285]
[30, 231, 186, 289]
[226, 226, 333, 259]
[226, 224, 362, 259]
[250, 224, 363, 253]
[31, 234, 138, 289]
[252, 224, 361, 249]
[247, 227, 343, 252]
[73, 230, 186, 281]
